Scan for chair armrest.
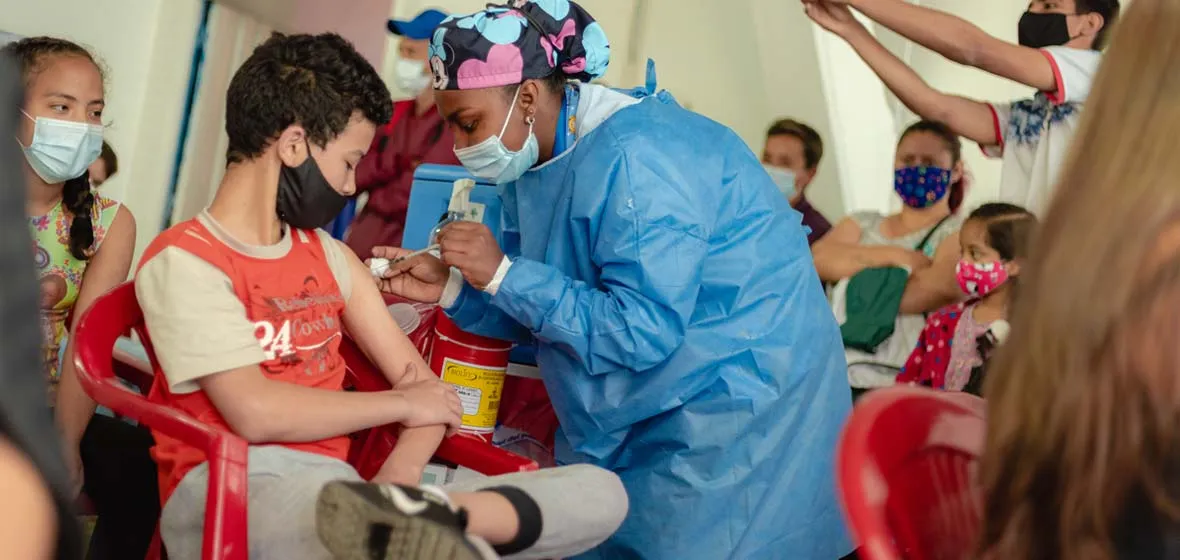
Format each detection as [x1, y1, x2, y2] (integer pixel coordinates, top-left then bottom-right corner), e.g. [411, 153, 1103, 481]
[435, 433, 538, 475]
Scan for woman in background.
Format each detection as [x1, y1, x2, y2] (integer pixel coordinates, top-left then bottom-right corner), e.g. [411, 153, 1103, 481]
[980, 1, 1180, 557]
[6, 37, 157, 560]
[813, 120, 967, 392]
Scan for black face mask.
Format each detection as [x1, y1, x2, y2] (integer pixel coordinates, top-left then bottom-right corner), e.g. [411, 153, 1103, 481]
[276, 140, 348, 230]
[1018, 12, 1072, 49]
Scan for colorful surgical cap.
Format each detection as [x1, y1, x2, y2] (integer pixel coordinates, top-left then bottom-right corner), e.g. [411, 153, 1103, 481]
[429, 0, 610, 91]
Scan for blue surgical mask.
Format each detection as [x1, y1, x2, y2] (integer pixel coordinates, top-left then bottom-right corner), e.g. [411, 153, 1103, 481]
[763, 164, 798, 197]
[453, 85, 539, 184]
[17, 111, 104, 184]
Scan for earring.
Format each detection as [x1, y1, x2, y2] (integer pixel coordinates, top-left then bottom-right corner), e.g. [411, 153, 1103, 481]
[525, 115, 536, 126]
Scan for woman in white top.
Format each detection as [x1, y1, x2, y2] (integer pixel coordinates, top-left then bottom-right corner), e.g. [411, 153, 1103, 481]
[812, 120, 966, 390]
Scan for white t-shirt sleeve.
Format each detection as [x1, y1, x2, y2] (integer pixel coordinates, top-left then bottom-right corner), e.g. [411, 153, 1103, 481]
[981, 102, 1012, 158]
[1040, 46, 1101, 105]
[135, 247, 266, 394]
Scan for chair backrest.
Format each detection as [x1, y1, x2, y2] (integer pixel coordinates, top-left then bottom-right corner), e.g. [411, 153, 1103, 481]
[837, 387, 987, 560]
[73, 282, 232, 450]
[75, 282, 538, 480]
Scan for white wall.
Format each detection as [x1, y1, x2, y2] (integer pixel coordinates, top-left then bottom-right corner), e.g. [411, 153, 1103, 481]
[0, 0, 203, 259]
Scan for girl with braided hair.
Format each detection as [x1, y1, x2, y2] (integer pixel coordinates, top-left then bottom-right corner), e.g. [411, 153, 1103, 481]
[6, 36, 157, 559]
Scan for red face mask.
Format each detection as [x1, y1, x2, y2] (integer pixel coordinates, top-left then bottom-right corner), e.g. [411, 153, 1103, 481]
[956, 259, 1009, 297]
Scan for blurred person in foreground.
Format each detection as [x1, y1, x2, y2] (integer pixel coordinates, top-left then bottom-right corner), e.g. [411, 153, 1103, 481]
[980, 1, 1180, 558]
[0, 49, 83, 560]
[344, 8, 460, 258]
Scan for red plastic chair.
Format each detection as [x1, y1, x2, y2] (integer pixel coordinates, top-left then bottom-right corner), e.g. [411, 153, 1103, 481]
[73, 282, 539, 560]
[837, 386, 988, 560]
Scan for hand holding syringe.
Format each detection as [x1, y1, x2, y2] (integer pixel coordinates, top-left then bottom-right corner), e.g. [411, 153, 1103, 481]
[369, 244, 440, 278]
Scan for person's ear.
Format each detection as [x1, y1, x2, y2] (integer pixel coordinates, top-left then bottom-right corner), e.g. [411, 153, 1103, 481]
[1005, 259, 1022, 278]
[950, 159, 965, 184]
[798, 168, 818, 190]
[276, 125, 309, 168]
[1076, 11, 1105, 41]
[518, 80, 541, 122]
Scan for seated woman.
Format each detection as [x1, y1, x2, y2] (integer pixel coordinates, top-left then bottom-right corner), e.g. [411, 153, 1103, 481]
[5, 37, 159, 559]
[979, 1, 1180, 557]
[813, 120, 966, 393]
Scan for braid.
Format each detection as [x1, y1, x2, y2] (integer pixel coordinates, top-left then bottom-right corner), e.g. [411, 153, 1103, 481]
[62, 172, 96, 260]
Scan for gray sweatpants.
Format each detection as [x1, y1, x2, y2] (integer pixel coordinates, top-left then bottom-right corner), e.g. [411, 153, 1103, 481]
[160, 446, 627, 560]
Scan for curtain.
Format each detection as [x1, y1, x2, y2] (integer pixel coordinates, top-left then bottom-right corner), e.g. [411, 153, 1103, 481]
[169, 3, 273, 225]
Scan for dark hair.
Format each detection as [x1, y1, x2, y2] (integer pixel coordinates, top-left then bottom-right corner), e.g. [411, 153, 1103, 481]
[224, 32, 392, 164]
[899, 120, 965, 213]
[1076, 0, 1121, 50]
[965, 202, 1038, 262]
[3, 37, 103, 260]
[97, 140, 117, 180]
[766, 119, 824, 170]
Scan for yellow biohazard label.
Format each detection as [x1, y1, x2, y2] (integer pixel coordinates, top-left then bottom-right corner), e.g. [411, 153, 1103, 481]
[440, 358, 506, 431]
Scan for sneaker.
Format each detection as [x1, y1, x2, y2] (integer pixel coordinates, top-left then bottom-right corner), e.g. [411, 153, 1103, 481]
[316, 481, 494, 560]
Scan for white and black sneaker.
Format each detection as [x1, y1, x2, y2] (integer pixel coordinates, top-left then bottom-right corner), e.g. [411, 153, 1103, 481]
[316, 481, 496, 560]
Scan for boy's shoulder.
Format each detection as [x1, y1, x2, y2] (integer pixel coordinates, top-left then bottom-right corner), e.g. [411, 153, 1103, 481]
[137, 217, 231, 275]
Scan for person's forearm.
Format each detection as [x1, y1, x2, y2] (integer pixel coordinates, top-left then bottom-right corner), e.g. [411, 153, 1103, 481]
[898, 268, 960, 315]
[851, 0, 990, 66]
[843, 26, 957, 125]
[381, 424, 446, 482]
[54, 352, 96, 449]
[230, 382, 408, 444]
[813, 243, 901, 283]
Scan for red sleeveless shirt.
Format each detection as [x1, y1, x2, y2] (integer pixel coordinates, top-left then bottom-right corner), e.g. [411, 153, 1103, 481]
[138, 219, 349, 502]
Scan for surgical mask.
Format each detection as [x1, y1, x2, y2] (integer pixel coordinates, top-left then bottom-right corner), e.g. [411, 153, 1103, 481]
[276, 139, 349, 230]
[1018, 12, 1072, 48]
[17, 111, 104, 184]
[956, 259, 1010, 297]
[894, 165, 951, 209]
[393, 58, 430, 97]
[763, 164, 798, 198]
[453, 85, 539, 184]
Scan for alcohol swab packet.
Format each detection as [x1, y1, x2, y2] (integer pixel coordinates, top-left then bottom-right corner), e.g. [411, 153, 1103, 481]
[369, 244, 440, 278]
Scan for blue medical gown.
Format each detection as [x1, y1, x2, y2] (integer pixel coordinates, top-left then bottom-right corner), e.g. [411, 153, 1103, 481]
[445, 91, 853, 559]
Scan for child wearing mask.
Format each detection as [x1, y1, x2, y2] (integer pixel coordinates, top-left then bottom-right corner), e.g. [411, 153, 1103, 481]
[898, 203, 1037, 393]
[5, 36, 158, 559]
[804, 0, 1119, 216]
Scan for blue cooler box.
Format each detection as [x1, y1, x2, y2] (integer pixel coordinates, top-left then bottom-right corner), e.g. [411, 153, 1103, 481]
[404, 164, 536, 365]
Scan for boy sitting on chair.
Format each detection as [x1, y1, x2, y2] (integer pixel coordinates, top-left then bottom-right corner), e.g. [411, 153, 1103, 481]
[135, 32, 625, 560]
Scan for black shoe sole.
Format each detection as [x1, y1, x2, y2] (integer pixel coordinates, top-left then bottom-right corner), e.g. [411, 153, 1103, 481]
[316, 482, 484, 560]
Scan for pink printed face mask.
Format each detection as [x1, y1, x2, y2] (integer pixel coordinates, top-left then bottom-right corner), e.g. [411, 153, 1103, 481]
[956, 259, 1010, 297]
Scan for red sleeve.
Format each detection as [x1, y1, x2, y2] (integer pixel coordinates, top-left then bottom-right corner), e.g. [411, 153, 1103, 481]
[1040, 49, 1067, 105]
[897, 319, 935, 385]
[355, 100, 413, 191]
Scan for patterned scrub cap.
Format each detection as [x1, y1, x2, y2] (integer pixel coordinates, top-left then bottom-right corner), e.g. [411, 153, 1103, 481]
[429, 0, 610, 91]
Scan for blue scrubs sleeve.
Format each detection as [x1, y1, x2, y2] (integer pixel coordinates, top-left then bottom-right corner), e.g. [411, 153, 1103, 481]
[490, 152, 711, 375]
[446, 280, 533, 344]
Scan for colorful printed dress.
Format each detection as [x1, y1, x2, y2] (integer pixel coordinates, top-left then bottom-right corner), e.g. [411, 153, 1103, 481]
[29, 193, 121, 399]
[897, 300, 994, 391]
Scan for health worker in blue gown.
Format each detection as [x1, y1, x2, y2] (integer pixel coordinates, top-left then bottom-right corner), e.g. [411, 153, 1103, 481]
[374, 1, 854, 558]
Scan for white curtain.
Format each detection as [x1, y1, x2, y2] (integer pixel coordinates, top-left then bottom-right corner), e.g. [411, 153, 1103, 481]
[169, 2, 274, 225]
